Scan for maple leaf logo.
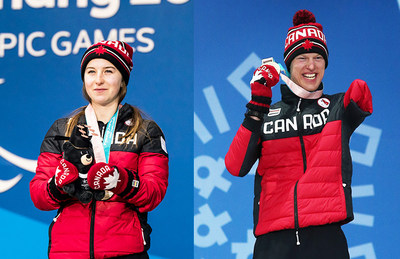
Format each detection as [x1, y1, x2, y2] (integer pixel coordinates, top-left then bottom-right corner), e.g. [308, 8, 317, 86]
[55, 166, 61, 176]
[302, 39, 314, 50]
[94, 45, 107, 55]
[250, 70, 264, 84]
[103, 168, 120, 189]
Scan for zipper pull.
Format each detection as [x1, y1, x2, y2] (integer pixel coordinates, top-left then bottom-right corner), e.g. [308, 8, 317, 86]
[101, 124, 106, 138]
[141, 228, 147, 246]
[295, 230, 300, 246]
[53, 213, 61, 222]
[296, 98, 302, 112]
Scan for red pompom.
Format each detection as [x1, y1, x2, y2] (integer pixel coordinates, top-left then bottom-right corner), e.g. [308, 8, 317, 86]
[293, 9, 316, 26]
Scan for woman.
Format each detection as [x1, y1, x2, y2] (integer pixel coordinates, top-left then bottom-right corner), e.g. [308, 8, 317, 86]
[30, 40, 169, 259]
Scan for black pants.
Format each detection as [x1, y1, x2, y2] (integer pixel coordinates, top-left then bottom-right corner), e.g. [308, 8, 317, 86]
[108, 251, 149, 259]
[253, 224, 350, 259]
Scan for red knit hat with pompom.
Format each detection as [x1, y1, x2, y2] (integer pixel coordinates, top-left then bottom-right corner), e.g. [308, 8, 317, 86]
[81, 40, 133, 85]
[283, 10, 328, 71]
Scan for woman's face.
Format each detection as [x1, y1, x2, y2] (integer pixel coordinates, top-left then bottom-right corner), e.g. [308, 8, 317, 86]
[84, 58, 123, 107]
[290, 53, 325, 92]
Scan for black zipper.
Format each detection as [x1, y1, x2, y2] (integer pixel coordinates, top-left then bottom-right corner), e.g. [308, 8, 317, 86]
[90, 201, 96, 259]
[48, 208, 63, 257]
[294, 98, 307, 246]
[294, 181, 300, 245]
[297, 98, 307, 171]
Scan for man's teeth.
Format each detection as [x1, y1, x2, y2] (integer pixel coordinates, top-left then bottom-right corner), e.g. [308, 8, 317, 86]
[304, 74, 316, 79]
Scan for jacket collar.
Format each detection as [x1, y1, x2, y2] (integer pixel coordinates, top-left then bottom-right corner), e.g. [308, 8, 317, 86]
[118, 103, 133, 122]
[78, 103, 133, 124]
[280, 83, 324, 104]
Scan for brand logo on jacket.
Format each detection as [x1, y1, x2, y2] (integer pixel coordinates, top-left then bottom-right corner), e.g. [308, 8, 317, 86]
[267, 108, 281, 117]
[125, 119, 133, 126]
[114, 132, 137, 145]
[263, 109, 330, 135]
[317, 97, 330, 108]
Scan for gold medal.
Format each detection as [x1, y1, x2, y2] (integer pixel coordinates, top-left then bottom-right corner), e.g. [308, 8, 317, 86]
[101, 190, 114, 200]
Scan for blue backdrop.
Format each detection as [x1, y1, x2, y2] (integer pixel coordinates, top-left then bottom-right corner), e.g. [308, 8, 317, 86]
[0, 1, 193, 258]
[195, 1, 399, 258]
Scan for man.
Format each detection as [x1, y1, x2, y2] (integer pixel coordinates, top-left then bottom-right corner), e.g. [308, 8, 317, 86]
[225, 9, 372, 259]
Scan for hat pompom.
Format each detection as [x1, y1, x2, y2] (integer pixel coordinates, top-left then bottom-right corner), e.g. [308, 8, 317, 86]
[293, 9, 316, 26]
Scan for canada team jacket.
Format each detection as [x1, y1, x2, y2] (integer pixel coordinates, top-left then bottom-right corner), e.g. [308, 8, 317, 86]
[30, 104, 169, 259]
[225, 80, 372, 237]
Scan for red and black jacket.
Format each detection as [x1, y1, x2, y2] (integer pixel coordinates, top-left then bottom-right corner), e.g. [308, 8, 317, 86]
[225, 80, 372, 237]
[30, 103, 169, 259]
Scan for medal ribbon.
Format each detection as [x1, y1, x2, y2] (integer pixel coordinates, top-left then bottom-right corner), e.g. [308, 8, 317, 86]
[85, 104, 119, 163]
[280, 72, 323, 100]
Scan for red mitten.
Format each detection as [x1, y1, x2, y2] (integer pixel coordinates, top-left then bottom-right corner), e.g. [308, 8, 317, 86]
[87, 163, 140, 198]
[55, 159, 79, 188]
[47, 159, 79, 203]
[344, 79, 373, 113]
[246, 64, 280, 113]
